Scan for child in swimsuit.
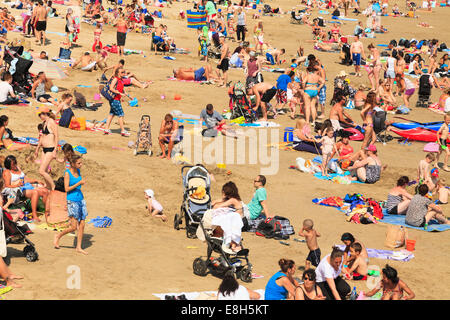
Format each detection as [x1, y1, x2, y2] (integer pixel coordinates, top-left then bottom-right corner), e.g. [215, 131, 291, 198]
[342, 242, 368, 280]
[298, 219, 321, 269]
[317, 127, 337, 177]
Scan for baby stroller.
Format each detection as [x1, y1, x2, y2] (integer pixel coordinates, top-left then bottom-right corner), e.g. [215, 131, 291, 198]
[3, 46, 34, 95]
[230, 81, 256, 123]
[2, 211, 38, 262]
[207, 33, 222, 59]
[373, 109, 393, 143]
[174, 165, 211, 239]
[133, 115, 153, 156]
[340, 43, 352, 66]
[416, 74, 432, 108]
[192, 211, 253, 283]
[290, 10, 305, 24]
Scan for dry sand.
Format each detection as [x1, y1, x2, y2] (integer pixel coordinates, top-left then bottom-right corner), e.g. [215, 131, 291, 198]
[1, 0, 449, 300]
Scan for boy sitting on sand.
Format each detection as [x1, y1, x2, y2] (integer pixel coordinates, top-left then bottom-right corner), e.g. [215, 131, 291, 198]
[418, 153, 436, 190]
[343, 242, 368, 280]
[298, 219, 321, 270]
[145, 189, 167, 222]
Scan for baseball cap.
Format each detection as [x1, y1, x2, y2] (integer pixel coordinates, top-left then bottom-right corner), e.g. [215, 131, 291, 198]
[366, 144, 377, 152]
[145, 189, 154, 198]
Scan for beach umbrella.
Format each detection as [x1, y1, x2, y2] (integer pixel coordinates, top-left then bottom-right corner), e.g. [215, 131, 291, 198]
[29, 59, 67, 80]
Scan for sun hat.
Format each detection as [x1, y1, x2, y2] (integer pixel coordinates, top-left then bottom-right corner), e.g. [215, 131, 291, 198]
[366, 144, 377, 152]
[338, 70, 348, 77]
[37, 106, 50, 115]
[145, 189, 154, 198]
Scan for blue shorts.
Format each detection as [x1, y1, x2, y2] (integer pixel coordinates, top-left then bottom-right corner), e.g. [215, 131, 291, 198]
[194, 67, 206, 81]
[352, 53, 361, 66]
[109, 99, 124, 117]
[153, 35, 163, 43]
[67, 199, 88, 221]
[319, 85, 326, 105]
[266, 53, 275, 65]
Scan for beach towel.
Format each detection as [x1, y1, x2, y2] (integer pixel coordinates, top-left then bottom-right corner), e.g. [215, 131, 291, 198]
[313, 172, 363, 184]
[186, 10, 207, 29]
[153, 289, 265, 300]
[380, 209, 450, 232]
[167, 77, 208, 84]
[335, 244, 414, 262]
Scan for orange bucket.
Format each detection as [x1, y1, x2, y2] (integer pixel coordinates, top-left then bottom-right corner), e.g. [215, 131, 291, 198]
[405, 239, 416, 251]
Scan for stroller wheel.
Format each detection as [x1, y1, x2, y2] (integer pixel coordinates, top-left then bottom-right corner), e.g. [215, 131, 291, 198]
[186, 226, 197, 239]
[148, 150, 153, 156]
[240, 267, 252, 283]
[24, 245, 38, 262]
[193, 258, 208, 277]
[174, 213, 181, 230]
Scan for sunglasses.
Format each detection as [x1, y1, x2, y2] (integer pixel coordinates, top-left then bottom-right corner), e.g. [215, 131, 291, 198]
[254, 180, 260, 182]
[303, 277, 314, 281]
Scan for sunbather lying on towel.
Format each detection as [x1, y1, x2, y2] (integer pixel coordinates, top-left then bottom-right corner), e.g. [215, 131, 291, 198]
[173, 63, 219, 82]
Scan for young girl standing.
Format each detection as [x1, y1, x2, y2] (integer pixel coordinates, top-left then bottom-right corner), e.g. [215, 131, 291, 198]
[317, 127, 338, 177]
[54, 155, 88, 255]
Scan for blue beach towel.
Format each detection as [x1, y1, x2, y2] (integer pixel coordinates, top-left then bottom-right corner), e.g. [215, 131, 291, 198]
[380, 209, 450, 232]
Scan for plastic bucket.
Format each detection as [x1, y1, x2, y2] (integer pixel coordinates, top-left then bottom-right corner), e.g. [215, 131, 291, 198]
[405, 239, 416, 251]
[284, 127, 294, 142]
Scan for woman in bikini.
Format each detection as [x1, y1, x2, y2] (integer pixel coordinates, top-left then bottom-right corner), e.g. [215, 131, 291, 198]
[158, 113, 179, 160]
[301, 62, 324, 124]
[348, 144, 383, 184]
[360, 91, 377, 150]
[377, 80, 396, 107]
[0, 116, 30, 151]
[34, 106, 58, 190]
[367, 44, 382, 91]
[295, 269, 325, 300]
[330, 131, 354, 162]
[363, 264, 415, 300]
[330, 23, 341, 42]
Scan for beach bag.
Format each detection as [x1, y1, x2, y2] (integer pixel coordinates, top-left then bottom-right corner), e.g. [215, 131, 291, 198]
[255, 217, 283, 239]
[58, 47, 72, 59]
[439, 43, 447, 52]
[263, 4, 272, 13]
[69, 118, 80, 130]
[59, 107, 74, 128]
[332, 8, 340, 16]
[384, 225, 407, 249]
[100, 79, 115, 102]
[0, 214, 6, 258]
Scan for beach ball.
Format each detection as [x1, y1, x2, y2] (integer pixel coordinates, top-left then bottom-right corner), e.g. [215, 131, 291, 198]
[94, 93, 101, 101]
[51, 85, 59, 93]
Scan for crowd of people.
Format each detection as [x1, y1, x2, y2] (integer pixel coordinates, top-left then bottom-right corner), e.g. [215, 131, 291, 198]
[0, 0, 448, 300]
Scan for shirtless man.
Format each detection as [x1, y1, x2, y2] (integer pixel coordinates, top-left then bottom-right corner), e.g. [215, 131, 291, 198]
[173, 64, 218, 82]
[32, 0, 47, 45]
[216, 35, 230, 87]
[71, 52, 97, 71]
[265, 48, 285, 65]
[249, 82, 277, 122]
[350, 35, 366, 77]
[329, 93, 356, 132]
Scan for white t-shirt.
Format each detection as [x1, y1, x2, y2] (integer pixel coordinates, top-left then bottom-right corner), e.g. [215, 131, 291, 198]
[0, 81, 14, 102]
[404, 77, 415, 90]
[315, 254, 343, 283]
[445, 97, 450, 113]
[150, 198, 163, 212]
[217, 285, 250, 300]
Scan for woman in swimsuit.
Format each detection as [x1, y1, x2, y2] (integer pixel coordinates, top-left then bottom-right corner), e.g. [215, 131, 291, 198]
[377, 80, 396, 107]
[330, 23, 341, 42]
[301, 62, 324, 124]
[293, 119, 322, 154]
[34, 106, 58, 190]
[115, 14, 128, 57]
[386, 176, 413, 215]
[158, 113, 179, 160]
[2, 155, 49, 222]
[367, 44, 382, 91]
[360, 91, 377, 150]
[295, 269, 325, 300]
[330, 132, 354, 161]
[348, 144, 383, 184]
[363, 264, 415, 300]
[0, 116, 30, 151]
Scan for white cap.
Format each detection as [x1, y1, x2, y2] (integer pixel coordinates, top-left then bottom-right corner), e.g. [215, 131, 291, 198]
[145, 189, 154, 198]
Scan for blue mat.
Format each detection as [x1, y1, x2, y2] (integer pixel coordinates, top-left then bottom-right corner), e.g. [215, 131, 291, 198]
[313, 172, 364, 184]
[380, 209, 450, 232]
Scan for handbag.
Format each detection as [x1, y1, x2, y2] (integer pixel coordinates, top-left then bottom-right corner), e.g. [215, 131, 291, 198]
[59, 47, 72, 59]
[100, 78, 116, 102]
[0, 213, 7, 258]
[384, 225, 407, 249]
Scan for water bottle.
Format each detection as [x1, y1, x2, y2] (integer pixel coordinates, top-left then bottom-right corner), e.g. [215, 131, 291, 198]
[350, 286, 358, 300]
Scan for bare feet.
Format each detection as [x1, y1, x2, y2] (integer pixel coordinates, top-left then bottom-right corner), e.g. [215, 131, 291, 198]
[53, 234, 60, 249]
[159, 153, 166, 159]
[6, 277, 22, 288]
[9, 274, 24, 280]
[76, 248, 88, 255]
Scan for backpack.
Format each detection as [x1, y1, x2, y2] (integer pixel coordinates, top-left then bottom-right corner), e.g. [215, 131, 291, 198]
[255, 217, 283, 239]
[58, 47, 72, 59]
[233, 81, 245, 97]
[332, 8, 340, 16]
[59, 107, 74, 128]
[439, 43, 447, 51]
[263, 4, 272, 13]
[366, 198, 383, 219]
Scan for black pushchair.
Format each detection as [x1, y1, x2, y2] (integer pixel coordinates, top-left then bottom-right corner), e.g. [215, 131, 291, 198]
[1, 211, 38, 262]
[3, 46, 34, 95]
[416, 74, 432, 108]
[230, 82, 256, 123]
[373, 110, 393, 143]
[340, 43, 352, 66]
[207, 33, 222, 59]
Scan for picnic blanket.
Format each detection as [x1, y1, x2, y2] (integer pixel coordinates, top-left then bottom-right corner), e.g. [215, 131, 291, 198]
[153, 289, 265, 300]
[380, 209, 450, 232]
[314, 172, 363, 184]
[335, 244, 415, 262]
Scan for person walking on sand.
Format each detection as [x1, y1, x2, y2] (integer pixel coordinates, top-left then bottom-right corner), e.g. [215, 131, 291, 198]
[115, 13, 128, 57]
[32, 0, 48, 46]
[54, 155, 89, 255]
[350, 35, 365, 77]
